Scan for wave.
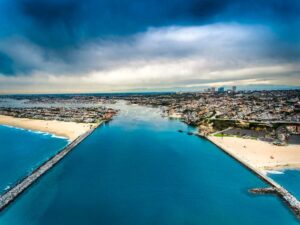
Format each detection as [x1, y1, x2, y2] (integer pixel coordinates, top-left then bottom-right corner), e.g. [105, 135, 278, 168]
[266, 170, 285, 175]
[50, 134, 69, 141]
[4, 185, 10, 191]
[1, 124, 68, 141]
[2, 124, 19, 129]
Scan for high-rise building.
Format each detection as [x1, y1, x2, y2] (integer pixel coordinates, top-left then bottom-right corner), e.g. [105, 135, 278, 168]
[218, 87, 225, 93]
[232, 86, 237, 92]
[211, 87, 216, 92]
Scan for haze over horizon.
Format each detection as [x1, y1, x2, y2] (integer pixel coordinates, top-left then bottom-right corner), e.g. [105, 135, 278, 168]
[0, 0, 299, 94]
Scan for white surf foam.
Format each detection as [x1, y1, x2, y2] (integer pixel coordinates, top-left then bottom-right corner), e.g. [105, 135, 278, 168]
[266, 170, 285, 175]
[1, 124, 68, 141]
[4, 185, 10, 191]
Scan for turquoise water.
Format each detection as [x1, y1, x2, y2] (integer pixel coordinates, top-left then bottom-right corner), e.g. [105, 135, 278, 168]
[270, 170, 300, 200]
[0, 125, 68, 194]
[0, 103, 299, 225]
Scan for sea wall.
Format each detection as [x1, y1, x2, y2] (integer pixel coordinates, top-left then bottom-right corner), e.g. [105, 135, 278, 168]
[206, 136, 300, 219]
[0, 122, 102, 211]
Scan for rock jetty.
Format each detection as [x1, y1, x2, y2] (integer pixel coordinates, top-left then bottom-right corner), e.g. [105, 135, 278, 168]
[0, 122, 101, 211]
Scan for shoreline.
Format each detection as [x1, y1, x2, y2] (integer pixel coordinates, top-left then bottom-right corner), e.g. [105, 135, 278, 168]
[0, 115, 97, 141]
[207, 135, 300, 173]
[1, 124, 69, 141]
[0, 121, 103, 211]
[205, 135, 300, 218]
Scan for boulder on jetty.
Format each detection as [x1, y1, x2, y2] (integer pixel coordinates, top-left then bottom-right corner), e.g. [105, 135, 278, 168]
[249, 187, 277, 195]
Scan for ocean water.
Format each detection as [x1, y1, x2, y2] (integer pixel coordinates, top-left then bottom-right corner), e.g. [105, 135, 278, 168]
[0, 125, 68, 194]
[0, 102, 299, 225]
[269, 170, 300, 200]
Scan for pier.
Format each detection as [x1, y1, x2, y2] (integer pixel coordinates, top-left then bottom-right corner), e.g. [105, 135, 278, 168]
[0, 122, 102, 211]
[207, 136, 300, 219]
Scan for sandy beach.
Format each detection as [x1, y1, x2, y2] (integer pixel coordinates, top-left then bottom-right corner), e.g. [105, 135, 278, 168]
[208, 135, 300, 172]
[0, 115, 98, 141]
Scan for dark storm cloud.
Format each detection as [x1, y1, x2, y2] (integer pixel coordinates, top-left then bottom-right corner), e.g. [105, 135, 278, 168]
[0, 52, 15, 75]
[0, 0, 299, 76]
[5, 0, 300, 45]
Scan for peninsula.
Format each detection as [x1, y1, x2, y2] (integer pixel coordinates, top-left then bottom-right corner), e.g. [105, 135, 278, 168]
[0, 103, 118, 211]
[0, 105, 118, 140]
[0, 115, 94, 141]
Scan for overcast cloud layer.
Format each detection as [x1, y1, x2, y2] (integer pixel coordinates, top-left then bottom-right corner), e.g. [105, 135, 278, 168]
[0, 0, 299, 93]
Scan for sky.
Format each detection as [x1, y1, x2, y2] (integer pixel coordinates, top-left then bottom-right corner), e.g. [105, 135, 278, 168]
[0, 0, 299, 93]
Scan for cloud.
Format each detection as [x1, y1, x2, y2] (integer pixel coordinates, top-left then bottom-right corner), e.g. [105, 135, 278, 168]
[0, 23, 299, 93]
[1, 0, 300, 48]
[0, 0, 299, 93]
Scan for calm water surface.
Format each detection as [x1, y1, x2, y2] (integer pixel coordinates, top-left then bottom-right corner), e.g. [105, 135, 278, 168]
[0, 102, 299, 225]
[0, 125, 68, 194]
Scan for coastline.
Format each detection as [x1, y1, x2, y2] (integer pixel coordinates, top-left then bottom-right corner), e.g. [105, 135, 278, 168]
[206, 135, 300, 218]
[207, 135, 300, 173]
[0, 115, 97, 141]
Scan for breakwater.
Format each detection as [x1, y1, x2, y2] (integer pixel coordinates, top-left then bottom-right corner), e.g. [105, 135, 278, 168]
[207, 136, 300, 219]
[0, 122, 102, 211]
